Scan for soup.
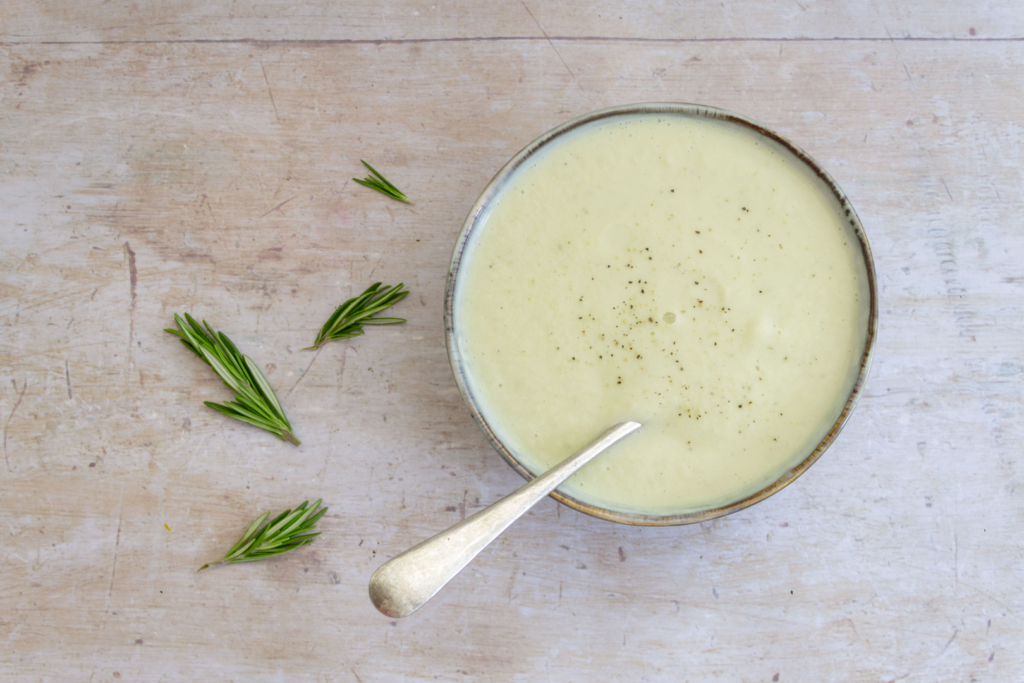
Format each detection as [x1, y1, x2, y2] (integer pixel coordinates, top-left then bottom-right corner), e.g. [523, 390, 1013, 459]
[450, 107, 873, 520]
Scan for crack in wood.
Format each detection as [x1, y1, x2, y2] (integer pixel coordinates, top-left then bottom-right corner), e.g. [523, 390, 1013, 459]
[124, 242, 137, 363]
[519, 0, 585, 94]
[259, 56, 281, 122]
[4, 379, 29, 472]
[65, 360, 73, 400]
[258, 195, 296, 219]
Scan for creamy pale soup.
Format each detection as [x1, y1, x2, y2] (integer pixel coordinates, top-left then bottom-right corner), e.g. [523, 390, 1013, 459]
[454, 113, 870, 516]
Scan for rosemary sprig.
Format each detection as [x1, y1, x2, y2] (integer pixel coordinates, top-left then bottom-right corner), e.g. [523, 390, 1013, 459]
[198, 499, 327, 571]
[353, 160, 412, 203]
[305, 282, 409, 350]
[166, 313, 300, 446]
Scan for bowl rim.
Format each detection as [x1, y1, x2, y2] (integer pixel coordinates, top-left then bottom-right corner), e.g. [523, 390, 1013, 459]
[443, 102, 878, 526]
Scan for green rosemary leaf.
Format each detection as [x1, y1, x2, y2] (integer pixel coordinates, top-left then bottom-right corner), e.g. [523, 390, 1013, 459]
[165, 327, 206, 360]
[198, 500, 327, 571]
[204, 401, 278, 432]
[223, 511, 271, 560]
[274, 503, 321, 538]
[353, 160, 413, 203]
[320, 329, 364, 341]
[215, 331, 247, 377]
[361, 160, 400, 193]
[305, 282, 409, 350]
[243, 355, 288, 424]
[360, 317, 405, 325]
[168, 314, 300, 446]
[231, 509, 290, 560]
[186, 313, 216, 347]
[228, 392, 279, 425]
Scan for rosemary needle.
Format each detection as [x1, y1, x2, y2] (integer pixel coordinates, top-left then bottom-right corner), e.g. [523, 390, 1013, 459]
[198, 499, 327, 571]
[305, 282, 409, 350]
[166, 313, 300, 446]
[353, 160, 413, 203]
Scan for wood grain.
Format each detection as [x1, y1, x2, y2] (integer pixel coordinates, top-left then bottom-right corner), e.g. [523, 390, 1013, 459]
[1, 4, 1022, 682]
[2, 0, 1021, 41]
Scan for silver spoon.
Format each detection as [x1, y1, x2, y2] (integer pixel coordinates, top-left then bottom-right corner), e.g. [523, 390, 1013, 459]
[368, 421, 642, 617]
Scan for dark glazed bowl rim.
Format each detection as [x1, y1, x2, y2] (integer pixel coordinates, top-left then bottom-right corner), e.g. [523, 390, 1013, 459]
[444, 102, 878, 526]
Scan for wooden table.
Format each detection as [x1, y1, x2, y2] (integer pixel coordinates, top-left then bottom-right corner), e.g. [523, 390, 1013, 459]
[2, 3, 1021, 680]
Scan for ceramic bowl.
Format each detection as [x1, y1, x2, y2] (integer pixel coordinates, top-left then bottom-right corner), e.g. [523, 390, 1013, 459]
[444, 103, 877, 526]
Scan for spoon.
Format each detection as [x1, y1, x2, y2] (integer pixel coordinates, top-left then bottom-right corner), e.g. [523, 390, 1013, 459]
[368, 421, 642, 617]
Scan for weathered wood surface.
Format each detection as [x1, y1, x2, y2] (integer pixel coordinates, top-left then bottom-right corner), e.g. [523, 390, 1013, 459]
[2, 2, 1022, 681]
[2, 1, 1022, 41]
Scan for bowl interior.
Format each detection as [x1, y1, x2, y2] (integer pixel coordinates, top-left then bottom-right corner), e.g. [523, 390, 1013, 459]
[445, 103, 877, 526]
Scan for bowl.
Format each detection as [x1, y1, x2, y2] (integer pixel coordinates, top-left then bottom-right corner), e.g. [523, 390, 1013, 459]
[444, 103, 877, 526]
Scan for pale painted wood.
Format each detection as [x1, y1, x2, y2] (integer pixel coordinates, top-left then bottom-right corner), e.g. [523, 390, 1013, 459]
[1, 3, 1022, 682]
[2, 0, 1022, 42]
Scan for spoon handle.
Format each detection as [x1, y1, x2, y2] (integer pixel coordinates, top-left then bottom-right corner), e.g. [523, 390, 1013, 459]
[368, 421, 642, 618]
